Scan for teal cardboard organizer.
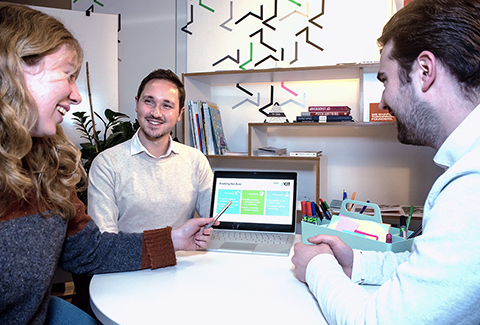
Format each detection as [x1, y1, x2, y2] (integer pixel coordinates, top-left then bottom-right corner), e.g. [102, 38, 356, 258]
[302, 199, 413, 252]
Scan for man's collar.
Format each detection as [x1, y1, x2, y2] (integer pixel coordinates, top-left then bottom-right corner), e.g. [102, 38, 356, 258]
[434, 103, 480, 168]
[130, 130, 178, 158]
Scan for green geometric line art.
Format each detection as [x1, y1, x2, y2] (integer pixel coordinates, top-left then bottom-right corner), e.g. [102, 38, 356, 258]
[73, 0, 78, 3]
[94, 0, 104, 7]
[199, 0, 214, 13]
[288, 0, 302, 6]
[239, 43, 253, 70]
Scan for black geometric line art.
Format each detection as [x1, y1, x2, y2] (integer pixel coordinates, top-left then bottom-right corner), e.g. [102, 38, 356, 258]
[281, 48, 284, 61]
[255, 55, 279, 67]
[181, 4, 194, 35]
[220, 1, 234, 32]
[290, 41, 298, 65]
[232, 93, 260, 110]
[259, 85, 274, 116]
[235, 5, 263, 24]
[309, 0, 326, 29]
[250, 29, 276, 52]
[262, 0, 277, 31]
[213, 50, 240, 67]
[296, 27, 324, 51]
[236, 83, 254, 97]
[85, 4, 94, 16]
[279, 2, 309, 21]
[83, 0, 104, 16]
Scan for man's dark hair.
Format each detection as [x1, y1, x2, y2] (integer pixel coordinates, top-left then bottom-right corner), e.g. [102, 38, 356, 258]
[378, 0, 480, 96]
[136, 69, 186, 110]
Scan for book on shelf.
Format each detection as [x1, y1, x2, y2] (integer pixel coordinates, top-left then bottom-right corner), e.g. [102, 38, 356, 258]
[187, 100, 206, 154]
[254, 146, 287, 156]
[301, 111, 350, 116]
[187, 100, 230, 155]
[369, 102, 395, 122]
[295, 115, 354, 123]
[308, 106, 351, 112]
[289, 150, 322, 157]
[201, 101, 216, 155]
[221, 151, 248, 156]
[207, 102, 230, 154]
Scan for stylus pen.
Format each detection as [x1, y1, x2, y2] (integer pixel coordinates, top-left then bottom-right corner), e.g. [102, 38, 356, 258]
[205, 201, 232, 229]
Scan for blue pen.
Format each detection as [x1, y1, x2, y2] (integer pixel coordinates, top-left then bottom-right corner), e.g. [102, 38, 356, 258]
[310, 201, 317, 224]
[359, 200, 370, 214]
[343, 189, 347, 201]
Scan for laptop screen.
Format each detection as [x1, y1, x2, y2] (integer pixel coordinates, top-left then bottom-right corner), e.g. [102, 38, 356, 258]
[210, 170, 297, 233]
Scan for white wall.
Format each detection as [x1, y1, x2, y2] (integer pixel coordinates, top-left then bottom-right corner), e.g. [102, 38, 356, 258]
[71, 1, 182, 126]
[35, 6, 118, 147]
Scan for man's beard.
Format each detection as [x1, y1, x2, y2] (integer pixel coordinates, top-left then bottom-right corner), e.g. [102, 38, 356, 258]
[394, 86, 444, 148]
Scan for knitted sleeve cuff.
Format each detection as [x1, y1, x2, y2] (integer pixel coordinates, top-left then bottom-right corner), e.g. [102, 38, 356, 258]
[141, 226, 177, 269]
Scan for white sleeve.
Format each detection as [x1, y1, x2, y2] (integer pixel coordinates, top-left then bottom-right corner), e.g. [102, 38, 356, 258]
[351, 249, 411, 285]
[305, 173, 480, 325]
[87, 153, 120, 233]
[194, 153, 213, 218]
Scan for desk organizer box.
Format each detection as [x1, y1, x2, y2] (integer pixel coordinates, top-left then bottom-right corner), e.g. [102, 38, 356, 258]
[302, 199, 414, 252]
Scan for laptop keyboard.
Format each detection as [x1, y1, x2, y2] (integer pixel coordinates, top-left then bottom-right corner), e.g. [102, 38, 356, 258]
[212, 230, 289, 244]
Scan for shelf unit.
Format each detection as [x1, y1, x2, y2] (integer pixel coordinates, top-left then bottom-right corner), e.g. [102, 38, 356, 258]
[182, 62, 380, 144]
[182, 65, 443, 207]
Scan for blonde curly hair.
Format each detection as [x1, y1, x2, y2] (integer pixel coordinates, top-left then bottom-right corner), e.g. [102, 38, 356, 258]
[0, 3, 87, 220]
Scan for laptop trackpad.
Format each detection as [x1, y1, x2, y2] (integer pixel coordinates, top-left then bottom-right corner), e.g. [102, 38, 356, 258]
[220, 242, 257, 252]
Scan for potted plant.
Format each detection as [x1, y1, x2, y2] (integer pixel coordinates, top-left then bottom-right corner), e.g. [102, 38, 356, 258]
[72, 108, 139, 204]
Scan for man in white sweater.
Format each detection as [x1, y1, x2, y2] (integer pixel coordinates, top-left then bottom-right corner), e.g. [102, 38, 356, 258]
[292, 0, 480, 324]
[88, 69, 213, 233]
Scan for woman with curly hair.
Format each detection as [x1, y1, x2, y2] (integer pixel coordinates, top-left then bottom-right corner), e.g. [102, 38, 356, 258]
[0, 4, 217, 324]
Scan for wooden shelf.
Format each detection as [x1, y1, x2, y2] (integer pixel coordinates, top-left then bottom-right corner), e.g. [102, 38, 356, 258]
[206, 155, 324, 203]
[183, 63, 379, 85]
[248, 122, 396, 156]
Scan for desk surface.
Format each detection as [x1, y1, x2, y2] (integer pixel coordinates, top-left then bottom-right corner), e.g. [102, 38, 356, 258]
[90, 236, 378, 324]
[90, 236, 327, 325]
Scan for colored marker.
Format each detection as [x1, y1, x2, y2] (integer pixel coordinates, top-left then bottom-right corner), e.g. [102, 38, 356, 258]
[310, 201, 318, 224]
[408, 224, 423, 239]
[321, 199, 334, 219]
[343, 189, 347, 200]
[400, 226, 408, 239]
[301, 201, 307, 222]
[306, 201, 313, 223]
[386, 233, 392, 243]
[319, 199, 331, 220]
[406, 205, 414, 231]
[399, 215, 407, 239]
[314, 203, 323, 223]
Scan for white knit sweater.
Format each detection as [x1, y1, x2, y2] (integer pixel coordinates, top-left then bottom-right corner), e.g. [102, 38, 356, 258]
[88, 132, 213, 233]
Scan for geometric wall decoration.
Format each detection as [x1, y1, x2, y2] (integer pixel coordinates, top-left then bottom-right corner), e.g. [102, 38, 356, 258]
[184, 0, 397, 72]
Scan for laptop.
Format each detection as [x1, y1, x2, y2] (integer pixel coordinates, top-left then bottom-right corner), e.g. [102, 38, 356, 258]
[206, 170, 297, 256]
